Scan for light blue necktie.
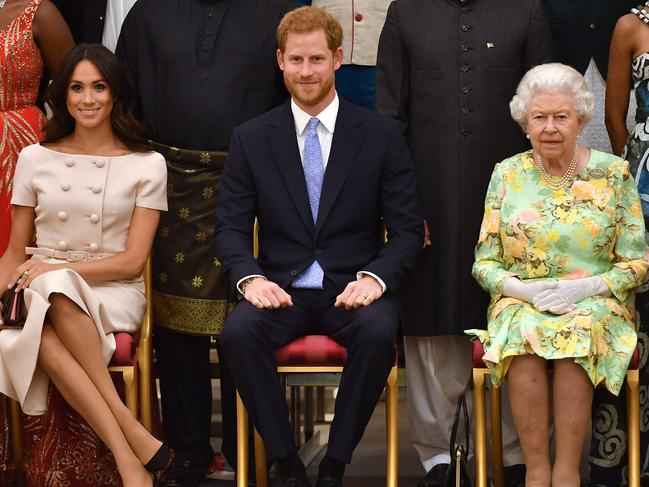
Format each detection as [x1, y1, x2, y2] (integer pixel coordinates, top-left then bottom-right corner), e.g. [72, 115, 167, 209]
[292, 117, 325, 289]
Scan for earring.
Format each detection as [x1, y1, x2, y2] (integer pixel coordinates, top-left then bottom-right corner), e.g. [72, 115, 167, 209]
[525, 134, 530, 139]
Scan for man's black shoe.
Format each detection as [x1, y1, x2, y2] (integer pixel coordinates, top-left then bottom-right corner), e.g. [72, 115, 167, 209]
[504, 463, 526, 487]
[271, 477, 311, 487]
[159, 458, 207, 487]
[417, 463, 449, 487]
[315, 476, 342, 487]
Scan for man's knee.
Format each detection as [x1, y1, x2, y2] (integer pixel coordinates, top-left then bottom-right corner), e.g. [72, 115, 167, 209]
[219, 302, 262, 355]
[353, 304, 398, 352]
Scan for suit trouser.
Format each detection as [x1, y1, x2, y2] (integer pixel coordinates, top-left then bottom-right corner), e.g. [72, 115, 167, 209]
[153, 326, 216, 466]
[404, 335, 524, 472]
[219, 279, 398, 464]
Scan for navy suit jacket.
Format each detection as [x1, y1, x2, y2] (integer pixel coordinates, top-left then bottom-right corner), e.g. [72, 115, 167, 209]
[215, 98, 423, 296]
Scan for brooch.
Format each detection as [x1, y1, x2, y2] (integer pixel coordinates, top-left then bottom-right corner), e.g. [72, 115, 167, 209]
[588, 168, 607, 179]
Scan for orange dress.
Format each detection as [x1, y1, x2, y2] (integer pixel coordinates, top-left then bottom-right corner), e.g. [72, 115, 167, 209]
[0, 0, 47, 256]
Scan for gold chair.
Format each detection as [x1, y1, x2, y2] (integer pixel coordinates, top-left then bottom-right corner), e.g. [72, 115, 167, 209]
[472, 340, 641, 487]
[235, 222, 399, 487]
[235, 347, 399, 487]
[107, 257, 154, 431]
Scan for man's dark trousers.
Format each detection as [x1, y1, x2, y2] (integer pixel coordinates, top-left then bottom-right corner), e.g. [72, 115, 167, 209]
[219, 277, 398, 464]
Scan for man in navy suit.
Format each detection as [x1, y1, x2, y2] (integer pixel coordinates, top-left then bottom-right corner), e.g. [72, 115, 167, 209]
[215, 6, 422, 486]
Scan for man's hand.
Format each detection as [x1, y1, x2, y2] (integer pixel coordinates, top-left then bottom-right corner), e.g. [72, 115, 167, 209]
[334, 275, 383, 310]
[244, 278, 293, 309]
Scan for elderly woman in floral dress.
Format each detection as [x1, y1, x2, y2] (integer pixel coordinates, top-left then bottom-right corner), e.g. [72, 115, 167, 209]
[468, 63, 649, 487]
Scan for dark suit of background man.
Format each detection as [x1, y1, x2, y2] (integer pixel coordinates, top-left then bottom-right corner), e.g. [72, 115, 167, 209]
[375, 1, 552, 486]
[215, 6, 422, 487]
[115, 1, 290, 485]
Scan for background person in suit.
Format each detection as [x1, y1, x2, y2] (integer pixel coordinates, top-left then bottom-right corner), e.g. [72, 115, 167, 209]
[215, 7, 422, 487]
[375, 1, 552, 485]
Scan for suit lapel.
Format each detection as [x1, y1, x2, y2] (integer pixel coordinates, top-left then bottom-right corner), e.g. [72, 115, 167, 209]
[315, 101, 364, 238]
[268, 102, 314, 233]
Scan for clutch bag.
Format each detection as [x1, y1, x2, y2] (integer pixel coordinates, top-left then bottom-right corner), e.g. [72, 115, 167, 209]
[2, 284, 25, 327]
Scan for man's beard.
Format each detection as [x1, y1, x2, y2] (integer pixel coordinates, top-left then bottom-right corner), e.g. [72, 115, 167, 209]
[284, 73, 333, 109]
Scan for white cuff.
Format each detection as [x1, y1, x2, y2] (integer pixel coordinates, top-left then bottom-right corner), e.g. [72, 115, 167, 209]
[357, 271, 387, 294]
[236, 274, 266, 295]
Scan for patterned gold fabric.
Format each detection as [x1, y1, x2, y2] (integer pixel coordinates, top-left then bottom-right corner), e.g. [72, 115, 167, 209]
[151, 143, 233, 335]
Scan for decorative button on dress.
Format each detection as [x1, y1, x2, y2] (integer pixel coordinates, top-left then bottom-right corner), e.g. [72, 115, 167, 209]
[0, 144, 167, 415]
[467, 150, 649, 395]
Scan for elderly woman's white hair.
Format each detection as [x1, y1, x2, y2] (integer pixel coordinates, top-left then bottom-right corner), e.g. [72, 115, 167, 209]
[509, 63, 595, 130]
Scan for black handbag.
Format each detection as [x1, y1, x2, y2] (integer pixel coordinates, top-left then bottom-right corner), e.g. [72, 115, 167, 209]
[445, 392, 474, 487]
[1, 283, 25, 328]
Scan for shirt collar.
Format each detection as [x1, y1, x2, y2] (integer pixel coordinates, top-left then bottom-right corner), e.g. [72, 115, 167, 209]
[291, 93, 339, 136]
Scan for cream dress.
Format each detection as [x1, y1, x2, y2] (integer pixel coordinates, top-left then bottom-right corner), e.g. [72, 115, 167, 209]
[0, 144, 167, 415]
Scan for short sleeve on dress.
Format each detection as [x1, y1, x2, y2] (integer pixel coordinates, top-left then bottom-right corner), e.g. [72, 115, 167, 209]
[134, 152, 168, 211]
[10, 146, 37, 207]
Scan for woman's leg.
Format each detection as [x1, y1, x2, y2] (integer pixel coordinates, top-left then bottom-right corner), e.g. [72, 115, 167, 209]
[46, 293, 163, 464]
[38, 322, 152, 487]
[507, 354, 551, 486]
[551, 358, 593, 487]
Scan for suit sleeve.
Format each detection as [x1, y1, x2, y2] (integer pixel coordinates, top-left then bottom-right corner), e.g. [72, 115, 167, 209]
[375, 1, 410, 134]
[523, 0, 553, 70]
[214, 128, 266, 287]
[115, 2, 142, 119]
[360, 122, 423, 291]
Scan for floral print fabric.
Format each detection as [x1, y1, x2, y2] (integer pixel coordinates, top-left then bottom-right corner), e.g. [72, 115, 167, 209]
[467, 149, 649, 395]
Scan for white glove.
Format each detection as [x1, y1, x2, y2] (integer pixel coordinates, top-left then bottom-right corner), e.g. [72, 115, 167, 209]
[502, 277, 558, 304]
[533, 276, 611, 314]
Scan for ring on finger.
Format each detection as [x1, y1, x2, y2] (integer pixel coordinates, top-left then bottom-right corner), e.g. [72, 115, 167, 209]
[23, 270, 30, 276]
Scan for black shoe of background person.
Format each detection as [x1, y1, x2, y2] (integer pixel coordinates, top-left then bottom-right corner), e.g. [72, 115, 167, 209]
[315, 476, 342, 487]
[417, 463, 449, 487]
[158, 458, 207, 487]
[504, 463, 526, 487]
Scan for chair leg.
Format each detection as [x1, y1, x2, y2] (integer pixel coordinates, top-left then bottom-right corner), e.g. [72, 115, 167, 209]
[473, 369, 488, 487]
[627, 369, 640, 487]
[254, 428, 268, 487]
[489, 382, 504, 487]
[122, 367, 138, 419]
[385, 365, 399, 487]
[139, 357, 153, 431]
[237, 391, 249, 487]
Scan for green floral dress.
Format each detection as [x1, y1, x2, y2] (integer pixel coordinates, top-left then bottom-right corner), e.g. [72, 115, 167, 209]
[467, 149, 649, 395]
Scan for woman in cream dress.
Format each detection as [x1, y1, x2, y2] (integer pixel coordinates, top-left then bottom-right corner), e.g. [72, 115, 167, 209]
[0, 44, 170, 486]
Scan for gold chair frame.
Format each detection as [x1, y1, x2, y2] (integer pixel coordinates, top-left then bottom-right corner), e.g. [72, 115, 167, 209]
[235, 222, 399, 487]
[472, 364, 641, 487]
[235, 364, 399, 487]
[8, 258, 154, 470]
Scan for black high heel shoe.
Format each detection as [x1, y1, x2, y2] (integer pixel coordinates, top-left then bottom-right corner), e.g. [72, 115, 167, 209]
[145, 443, 175, 479]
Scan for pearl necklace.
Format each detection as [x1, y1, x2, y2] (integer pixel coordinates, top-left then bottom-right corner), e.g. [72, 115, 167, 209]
[533, 145, 579, 190]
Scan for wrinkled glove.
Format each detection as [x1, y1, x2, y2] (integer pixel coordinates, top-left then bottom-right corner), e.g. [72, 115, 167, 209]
[533, 276, 611, 314]
[502, 277, 558, 304]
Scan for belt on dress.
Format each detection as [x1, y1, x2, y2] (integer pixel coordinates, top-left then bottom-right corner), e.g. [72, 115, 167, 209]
[26, 247, 116, 262]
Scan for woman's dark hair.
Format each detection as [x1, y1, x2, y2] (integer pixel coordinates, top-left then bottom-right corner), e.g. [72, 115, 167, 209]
[41, 43, 150, 152]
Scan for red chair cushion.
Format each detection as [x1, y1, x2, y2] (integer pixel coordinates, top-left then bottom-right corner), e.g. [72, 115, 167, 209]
[472, 340, 488, 368]
[109, 332, 139, 366]
[472, 338, 641, 371]
[275, 335, 348, 367]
